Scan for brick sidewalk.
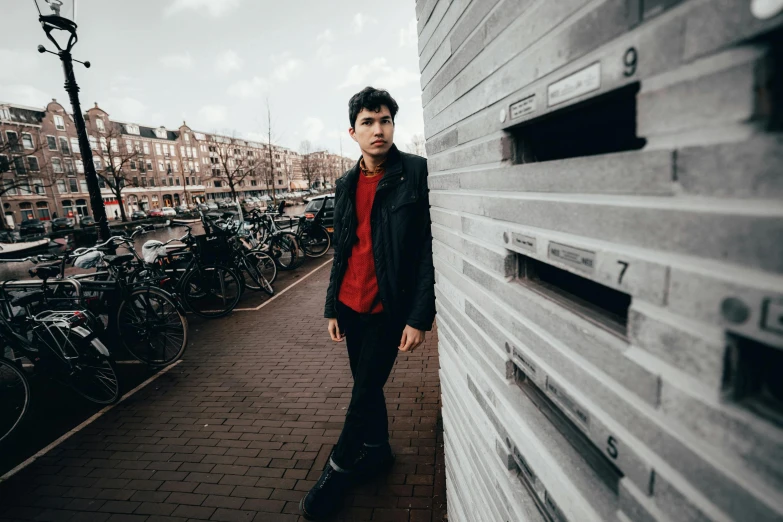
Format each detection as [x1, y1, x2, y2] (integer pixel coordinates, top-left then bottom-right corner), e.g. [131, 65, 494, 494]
[0, 264, 446, 522]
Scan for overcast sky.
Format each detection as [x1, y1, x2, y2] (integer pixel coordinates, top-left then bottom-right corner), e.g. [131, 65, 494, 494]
[0, 0, 424, 158]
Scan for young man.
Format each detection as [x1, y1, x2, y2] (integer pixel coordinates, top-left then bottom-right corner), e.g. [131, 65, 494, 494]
[300, 87, 436, 520]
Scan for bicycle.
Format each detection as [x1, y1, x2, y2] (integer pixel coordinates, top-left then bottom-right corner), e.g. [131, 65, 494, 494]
[244, 209, 304, 270]
[0, 258, 120, 442]
[134, 225, 243, 318]
[293, 198, 331, 258]
[42, 230, 189, 367]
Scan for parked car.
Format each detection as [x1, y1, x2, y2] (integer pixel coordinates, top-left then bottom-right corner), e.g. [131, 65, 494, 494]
[19, 218, 46, 236]
[79, 216, 96, 228]
[51, 217, 76, 231]
[195, 204, 209, 212]
[161, 207, 177, 217]
[206, 202, 219, 211]
[175, 205, 189, 214]
[303, 194, 335, 232]
[131, 210, 147, 220]
[148, 209, 164, 217]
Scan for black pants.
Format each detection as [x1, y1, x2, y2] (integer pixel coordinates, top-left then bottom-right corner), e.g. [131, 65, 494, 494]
[331, 302, 401, 470]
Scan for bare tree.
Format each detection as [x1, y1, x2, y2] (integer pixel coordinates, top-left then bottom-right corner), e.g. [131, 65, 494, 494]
[92, 123, 143, 222]
[263, 99, 278, 205]
[406, 134, 427, 157]
[0, 130, 62, 228]
[207, 134, 258, 203]
[299, 140, 318, 190]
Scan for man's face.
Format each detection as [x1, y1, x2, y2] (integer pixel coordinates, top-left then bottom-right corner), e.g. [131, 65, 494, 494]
[349, 105, 394, 157]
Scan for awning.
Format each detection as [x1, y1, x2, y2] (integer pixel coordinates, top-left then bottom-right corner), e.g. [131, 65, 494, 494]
[290, 180, 309, 190]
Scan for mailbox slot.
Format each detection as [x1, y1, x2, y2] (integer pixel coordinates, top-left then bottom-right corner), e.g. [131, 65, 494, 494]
[723, 333, 783, 426]
[510, 83, 645, 164]
[518, 254, 632, 339]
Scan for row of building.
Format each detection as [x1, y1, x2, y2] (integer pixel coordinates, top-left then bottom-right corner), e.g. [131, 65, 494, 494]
[0, 99, 352, 226]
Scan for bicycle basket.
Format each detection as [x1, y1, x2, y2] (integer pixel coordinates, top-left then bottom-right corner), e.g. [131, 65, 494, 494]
[194, 234, 232, 263]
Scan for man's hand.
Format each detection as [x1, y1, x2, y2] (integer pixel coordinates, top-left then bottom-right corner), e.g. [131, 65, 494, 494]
[327, 318, 344, 342]
[399, 325, 425, 352]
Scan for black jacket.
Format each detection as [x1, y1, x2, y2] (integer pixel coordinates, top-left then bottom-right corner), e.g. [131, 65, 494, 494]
[324, 144, 436, 331]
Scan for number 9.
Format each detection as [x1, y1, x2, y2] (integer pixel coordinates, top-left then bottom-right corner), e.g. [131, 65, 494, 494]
[623, 47, 638, 77]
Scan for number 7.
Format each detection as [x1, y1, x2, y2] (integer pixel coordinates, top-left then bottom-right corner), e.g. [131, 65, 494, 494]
[617, 261, 629, 284]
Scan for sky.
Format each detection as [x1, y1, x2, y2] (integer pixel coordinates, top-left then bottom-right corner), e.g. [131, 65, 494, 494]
[0, 0, 424, 158]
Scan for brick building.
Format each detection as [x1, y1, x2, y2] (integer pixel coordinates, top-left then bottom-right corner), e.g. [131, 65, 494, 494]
[0, 99, 314, 227]
[417, 1, 783, 522]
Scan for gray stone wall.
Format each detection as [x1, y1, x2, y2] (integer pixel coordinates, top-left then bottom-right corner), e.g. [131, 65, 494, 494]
[416, 1, 783, 521]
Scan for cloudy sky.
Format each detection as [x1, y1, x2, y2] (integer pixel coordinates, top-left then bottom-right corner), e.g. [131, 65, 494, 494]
[0, 0, 424, 158]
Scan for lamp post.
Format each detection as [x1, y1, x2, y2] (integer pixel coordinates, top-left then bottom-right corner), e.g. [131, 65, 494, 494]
[34, 0, 111, 240]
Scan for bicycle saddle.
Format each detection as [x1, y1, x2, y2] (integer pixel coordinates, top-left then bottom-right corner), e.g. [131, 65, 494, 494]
[103, 253, 135, 267]
[29, 265, 60, 280]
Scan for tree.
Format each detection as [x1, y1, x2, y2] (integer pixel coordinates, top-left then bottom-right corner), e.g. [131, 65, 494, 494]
[207, 134, 258, 203]
[0, 129, 62, 228]
[92, 123, 143, 222]
[263, 99, 278, 205]
[406, 134, 427, 157]
[299, 140, 318, 190]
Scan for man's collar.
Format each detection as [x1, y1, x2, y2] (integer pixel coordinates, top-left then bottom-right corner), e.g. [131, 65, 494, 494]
[359, 156, 387, 175]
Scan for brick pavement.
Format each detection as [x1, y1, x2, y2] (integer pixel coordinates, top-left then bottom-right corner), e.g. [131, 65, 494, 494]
[0, 263, 446, 522]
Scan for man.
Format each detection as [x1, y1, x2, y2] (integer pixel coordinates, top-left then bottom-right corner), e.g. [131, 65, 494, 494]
[300, 87, 436, 520]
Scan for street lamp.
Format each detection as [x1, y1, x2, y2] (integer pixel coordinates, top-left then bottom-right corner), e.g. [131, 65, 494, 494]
[34, 0, 111, 240]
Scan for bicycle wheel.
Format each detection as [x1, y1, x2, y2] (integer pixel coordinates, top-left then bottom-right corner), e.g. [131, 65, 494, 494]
[301, 225, 331, 258]
[242, 254, 275, 295]
[0, 357, 30, 444]
[181, 264, 242, 318]
[66, 328, 120, 404]
[249, 251, 277, 284]
[116, 286, 188, 366]
[272, 233, 302, 271]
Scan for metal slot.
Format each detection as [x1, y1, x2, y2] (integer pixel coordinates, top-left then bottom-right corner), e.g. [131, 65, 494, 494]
[510, 83, 645, 164]
[517, 254, 631, 339]
[723, 333, 783, 427]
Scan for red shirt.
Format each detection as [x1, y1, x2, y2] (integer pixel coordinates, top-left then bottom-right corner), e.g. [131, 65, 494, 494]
[338, 160, 384, 314]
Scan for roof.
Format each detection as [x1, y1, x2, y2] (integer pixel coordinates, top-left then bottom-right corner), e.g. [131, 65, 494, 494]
[116, 121, 180, 141]
[0, 103, 45, 125]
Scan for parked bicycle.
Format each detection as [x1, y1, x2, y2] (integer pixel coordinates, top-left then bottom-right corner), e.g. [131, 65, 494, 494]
[0, 257, 120, 443]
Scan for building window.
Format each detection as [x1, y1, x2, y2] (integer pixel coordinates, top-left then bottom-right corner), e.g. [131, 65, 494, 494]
[5, 131, 20, 152]
[89, 136, 97, 149]
[0, 155, 8, 173]
[3, 180, 17, 195]
[54, 115, 65, 130]
[34, 180, 45, 195]
[46, 136, 57, 150]
[93, 157, 102, 170]
[14, 157, 26, 175]
[69, 179, 79, 193]
[168, 177, 174, 186]
[18, 182, 31, 195]
[126, 139, 133, 153]
[51, 158, 63, 173]
[141, 177, 147, 187]
[35, 201, 51, 217]
[132, 176, 139, 185]
[27, 157, 40, 171]
[100, 137, 107, 151]
[169, 144, 176, 156]
[56, 180, 67, 194]
[0, 108, 10, 120]
[19, 202, 33, 219]
[22, 133, 34, 149]
[146, 160, 153, 171]
[214, 180, 222, 188]
[80, 180, 88, 193]
[158, 160, 164, 171]
[110, 139, 118, 153]
[155, 129, 167, 139]
[75, 159, 84, 173]
[175, 177, 180, 186]
[64, 159, 75, 175]
[70, 137, 79, 153]
[59, 136, 71, 155]
[95, 118, 105, 132]
[143, 142, 150, 155]
[150, 178, 156, 187]
[130, 160, 136, 170]
[172, 161, 178, 172]
[184, 133, 190, 143]
[194, 162, 200, 173]
[126, 124, 140, 135]
[155, 143, 162, 155]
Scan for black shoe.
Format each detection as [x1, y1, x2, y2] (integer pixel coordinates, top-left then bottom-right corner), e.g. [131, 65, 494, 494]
[353, 443, 396, 481]
[299, 463, 353, 520]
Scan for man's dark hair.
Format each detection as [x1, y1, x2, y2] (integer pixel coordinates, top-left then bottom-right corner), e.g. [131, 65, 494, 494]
[348, 87, 399, 129]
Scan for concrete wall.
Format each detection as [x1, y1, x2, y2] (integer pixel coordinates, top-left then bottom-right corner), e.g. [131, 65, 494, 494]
[416, 1, 783, 521]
